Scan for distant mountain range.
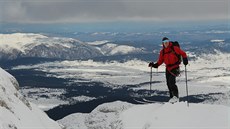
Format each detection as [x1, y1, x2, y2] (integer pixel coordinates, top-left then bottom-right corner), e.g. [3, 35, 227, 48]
[0, 33, 145, 61]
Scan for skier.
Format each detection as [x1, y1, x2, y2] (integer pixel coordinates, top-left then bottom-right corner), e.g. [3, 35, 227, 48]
[149, 37, 188, 103]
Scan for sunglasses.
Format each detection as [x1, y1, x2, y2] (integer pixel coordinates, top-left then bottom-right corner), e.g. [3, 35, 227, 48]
[162, 40, 169, 43]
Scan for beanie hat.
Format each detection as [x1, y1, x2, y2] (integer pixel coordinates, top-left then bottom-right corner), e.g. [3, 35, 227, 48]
[162, 37, 169, 41]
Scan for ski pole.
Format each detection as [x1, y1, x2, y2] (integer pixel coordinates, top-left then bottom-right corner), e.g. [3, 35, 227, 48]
[185, 65, 189, 107]
[150, 66, 152, 96]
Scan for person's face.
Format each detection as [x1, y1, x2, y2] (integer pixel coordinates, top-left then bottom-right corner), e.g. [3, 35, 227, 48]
[163, 40, 169, 48]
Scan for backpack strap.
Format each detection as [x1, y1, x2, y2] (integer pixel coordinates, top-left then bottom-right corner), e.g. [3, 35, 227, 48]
[171, 46, 180, 58]
[164, 46, 182, 67]
[163, 45, 179, 57]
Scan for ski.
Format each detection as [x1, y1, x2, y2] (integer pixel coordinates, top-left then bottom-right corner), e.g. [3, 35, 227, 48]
[133, 98, 151, 104]
[134, 97, 181, 104]
[142, 98, 165, 104]
[134, 98, 166, 104]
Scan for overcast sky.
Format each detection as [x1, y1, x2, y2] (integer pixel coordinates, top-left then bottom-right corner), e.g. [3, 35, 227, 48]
[0, 0, 229, 23]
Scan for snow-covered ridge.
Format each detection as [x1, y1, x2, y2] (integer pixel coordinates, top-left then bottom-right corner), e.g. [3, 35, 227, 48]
[58, 101, 230, 129]
[58, 101, 133, 129]
[0, 67, 63, 129]
[98, 43, 145, 55]
[120, 102, 230, 129]
[205, 30, 230, 34]
[0, 33, 102, 60]
[0, 33, 47, 43]
[87, 40, 146, 56]
[0, 33, 146, 60]
[86, 40, 110, 45]
[210, 39, 225, 43]
[0, 33, 48, 53]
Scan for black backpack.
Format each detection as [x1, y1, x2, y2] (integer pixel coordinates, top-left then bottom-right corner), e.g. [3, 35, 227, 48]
[163, 41, 182, 65]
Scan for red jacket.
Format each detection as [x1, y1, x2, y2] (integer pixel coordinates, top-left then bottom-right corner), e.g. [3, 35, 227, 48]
[157, 42, 187, 71]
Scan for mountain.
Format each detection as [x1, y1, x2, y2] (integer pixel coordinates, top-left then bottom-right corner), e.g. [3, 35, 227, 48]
[58, 101, 230, 129]
[0, 33, 146, 61]
[0, 33, 103, 60]
[0, 67, 64, 129]
[87, 41, 145, 56]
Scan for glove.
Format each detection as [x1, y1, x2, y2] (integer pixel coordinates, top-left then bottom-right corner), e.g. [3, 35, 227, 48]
[149, 62, 158, 68]
[152, 63, 158, 68]
[148, 62, 154, 67]
[183, 58, 188, 66]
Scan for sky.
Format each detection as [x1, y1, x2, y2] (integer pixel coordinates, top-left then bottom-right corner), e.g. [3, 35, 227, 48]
[0, 0, 229, 24]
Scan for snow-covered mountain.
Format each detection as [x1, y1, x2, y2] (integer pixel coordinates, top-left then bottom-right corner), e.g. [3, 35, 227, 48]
[0, 67, 64, 129]
[0, 33, 146, 61]
[0, 33, 103, 60]
[87, 40, 145, 55]
[58, 101, 230, 129]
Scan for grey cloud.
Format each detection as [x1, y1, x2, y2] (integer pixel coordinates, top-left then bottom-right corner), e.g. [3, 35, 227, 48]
[0, 0, 229, 23]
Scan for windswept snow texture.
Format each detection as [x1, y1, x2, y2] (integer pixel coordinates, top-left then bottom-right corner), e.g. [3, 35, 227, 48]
[58, 101, 230, 129]
[0, 67, 63, 129]
[58, 101, 133, 129]
[120, 102, 230, 129]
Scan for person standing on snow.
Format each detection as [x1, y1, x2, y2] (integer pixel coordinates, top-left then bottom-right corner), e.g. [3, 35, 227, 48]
[149, 37, 188, 103]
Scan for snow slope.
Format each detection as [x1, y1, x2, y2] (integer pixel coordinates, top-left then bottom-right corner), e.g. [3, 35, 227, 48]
[0, 33, 48, 53]
[58, 101, 230, 129]
[97, 43, 145, 55]
[58, 101, 133, 129]
[121, 102, 230, 129]
[0, 67, 63, 129]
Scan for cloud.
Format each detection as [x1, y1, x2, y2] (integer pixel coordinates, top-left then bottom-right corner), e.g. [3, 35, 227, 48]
[0, 0, 229, 23]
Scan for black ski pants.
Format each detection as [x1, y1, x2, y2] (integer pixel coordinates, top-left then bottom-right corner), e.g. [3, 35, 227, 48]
[166, 68, 179, 98]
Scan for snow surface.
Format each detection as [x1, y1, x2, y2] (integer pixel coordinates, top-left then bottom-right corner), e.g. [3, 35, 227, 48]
[20, 87, 68, 111]
[211, 39, 225, 43]
[58, 101, 230, 129]
[0, 33, 81, 53]
[121, 102, 230, 129]
[0, 67, 63, 129]
[86, 40, 110, 45]
[97, 43, 144, 55]
[58, 101, 133, 129]
[0, 33, 48, 53]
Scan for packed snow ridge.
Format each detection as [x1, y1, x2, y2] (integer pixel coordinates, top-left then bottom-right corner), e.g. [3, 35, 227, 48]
[58, 101, 230, 129]
[0, 67, 64, 129]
